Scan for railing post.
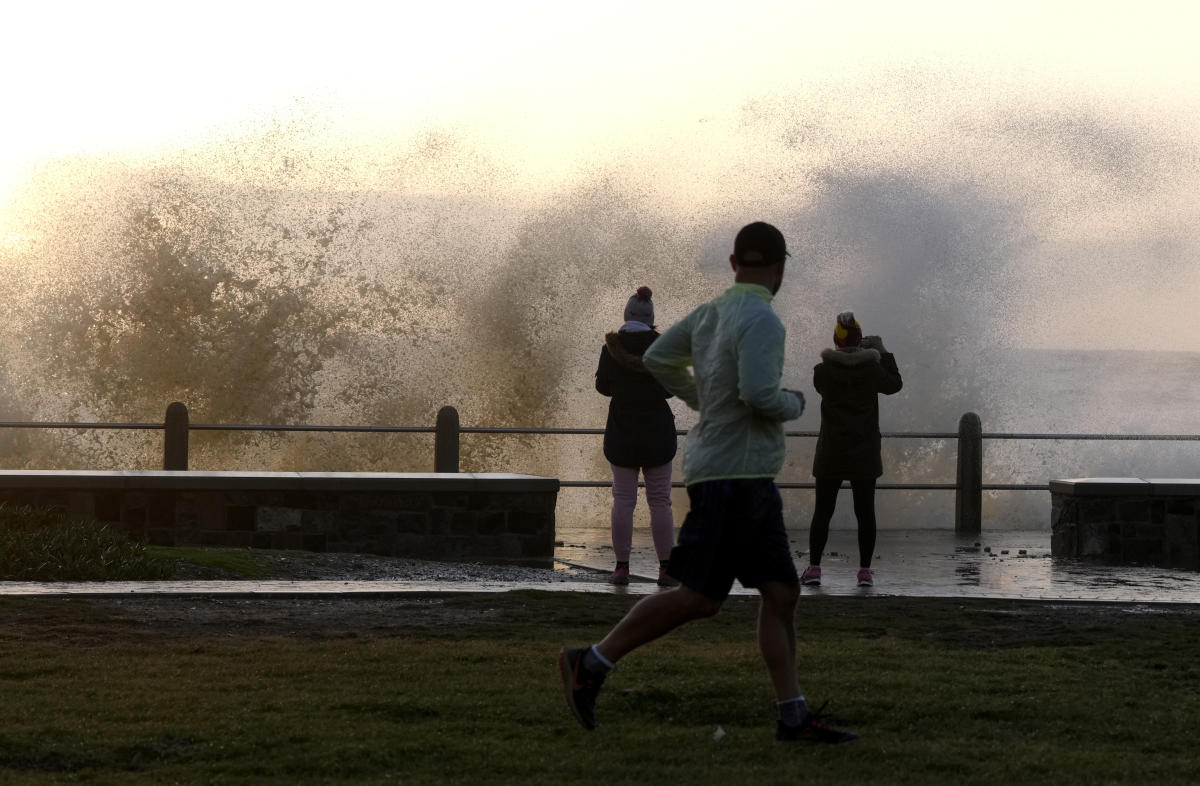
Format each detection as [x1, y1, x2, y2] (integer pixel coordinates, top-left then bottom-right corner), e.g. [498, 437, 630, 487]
[955, 411, 982, 536]
[163, 402, 189, 471]
[435, 406, 460, 473]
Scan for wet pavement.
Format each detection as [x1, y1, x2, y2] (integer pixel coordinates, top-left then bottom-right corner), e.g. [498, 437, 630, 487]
[556, 527, 1200, 604]
[3, 527, 1200, 603]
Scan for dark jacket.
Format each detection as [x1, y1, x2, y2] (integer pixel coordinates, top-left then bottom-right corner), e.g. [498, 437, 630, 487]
[596, 330, 677, 468]
[812, 347, 903, 479]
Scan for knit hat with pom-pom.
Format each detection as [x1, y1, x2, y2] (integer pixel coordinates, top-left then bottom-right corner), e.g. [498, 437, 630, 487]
[834, 311, 862, 347]
[623, 286, 655, 326]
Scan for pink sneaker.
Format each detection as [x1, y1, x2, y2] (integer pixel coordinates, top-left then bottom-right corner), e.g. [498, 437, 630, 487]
[800, 565, 822, 586]
[856, 568, 874, 587]
[657, 567, 680, 587]
[610, 566, 630, 585]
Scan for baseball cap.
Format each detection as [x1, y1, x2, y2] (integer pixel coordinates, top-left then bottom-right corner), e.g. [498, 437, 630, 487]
[733, 221, 789, 266]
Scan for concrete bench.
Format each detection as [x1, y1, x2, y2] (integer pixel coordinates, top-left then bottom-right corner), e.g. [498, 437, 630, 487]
[0, 471, 560, 567]
[1050, 478, 1200, 569]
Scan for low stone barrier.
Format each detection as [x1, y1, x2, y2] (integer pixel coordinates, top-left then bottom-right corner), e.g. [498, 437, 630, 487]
[1050, 477, 1200, 570]
[0, 471, 559, 567]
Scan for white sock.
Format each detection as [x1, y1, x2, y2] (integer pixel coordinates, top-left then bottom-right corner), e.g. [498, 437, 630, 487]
[778, 696, 809, 726]
[583, 645, 616, 673]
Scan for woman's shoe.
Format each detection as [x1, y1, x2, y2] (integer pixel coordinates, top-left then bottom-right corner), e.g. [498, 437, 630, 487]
[800, 564, 822, 586]
[610, 566, 630, 585]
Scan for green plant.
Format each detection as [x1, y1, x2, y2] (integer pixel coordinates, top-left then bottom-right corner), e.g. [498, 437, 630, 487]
[0, 504, 174, 580]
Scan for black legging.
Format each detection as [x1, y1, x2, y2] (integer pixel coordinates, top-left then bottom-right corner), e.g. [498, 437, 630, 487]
[808, 476, 877, 568]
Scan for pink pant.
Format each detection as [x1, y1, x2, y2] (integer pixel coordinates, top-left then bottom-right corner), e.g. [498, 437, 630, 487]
[610, 462, 676, 562]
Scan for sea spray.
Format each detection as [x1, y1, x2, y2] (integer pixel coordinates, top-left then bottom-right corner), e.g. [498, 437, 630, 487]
[0, 71, 1197, 529]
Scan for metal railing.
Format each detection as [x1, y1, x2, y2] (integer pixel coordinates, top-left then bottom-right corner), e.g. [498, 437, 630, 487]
[2, 402, 1198, 536]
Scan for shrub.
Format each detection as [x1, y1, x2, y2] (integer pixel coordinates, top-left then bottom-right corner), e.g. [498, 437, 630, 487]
[0, 504, 175, 580]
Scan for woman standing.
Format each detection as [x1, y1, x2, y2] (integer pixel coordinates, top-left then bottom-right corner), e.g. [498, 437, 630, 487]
[595, 286, 678, 586]
[802, 311, 903, 588]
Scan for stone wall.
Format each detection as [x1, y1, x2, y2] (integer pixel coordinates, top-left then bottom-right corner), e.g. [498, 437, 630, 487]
[0, 471, 559, 567]
[1050, 478, 1200, 570]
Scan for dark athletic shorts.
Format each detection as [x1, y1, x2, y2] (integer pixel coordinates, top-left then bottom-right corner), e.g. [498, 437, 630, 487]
[665, 478, 799, 602]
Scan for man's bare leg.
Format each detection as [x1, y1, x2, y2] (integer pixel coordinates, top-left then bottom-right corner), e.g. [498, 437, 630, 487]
[595, 585, 720, 662]
[559, 585, 720, 730]
[757, 580, 800, 699]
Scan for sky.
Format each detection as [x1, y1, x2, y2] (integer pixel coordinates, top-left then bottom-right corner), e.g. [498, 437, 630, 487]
[3, 0, 1197, 194]
[2, 0, 1198, 348]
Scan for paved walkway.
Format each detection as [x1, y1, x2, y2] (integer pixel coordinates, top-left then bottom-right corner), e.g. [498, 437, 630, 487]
[558, 527, 1200, 603]
[3, 527, 1199, 604]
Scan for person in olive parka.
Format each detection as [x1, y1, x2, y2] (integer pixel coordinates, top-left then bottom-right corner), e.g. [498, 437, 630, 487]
[802, 312, 902, 588]
[595, 286, 678, 587]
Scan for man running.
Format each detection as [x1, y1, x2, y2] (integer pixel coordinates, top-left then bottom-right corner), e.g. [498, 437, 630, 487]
[558, 221, 858, 744]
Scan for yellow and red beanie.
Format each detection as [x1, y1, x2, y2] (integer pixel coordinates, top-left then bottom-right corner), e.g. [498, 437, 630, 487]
[834, 311, 862, 348]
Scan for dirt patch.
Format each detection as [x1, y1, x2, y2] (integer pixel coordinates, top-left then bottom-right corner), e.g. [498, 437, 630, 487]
[0, 591, 635, 642]
[101, 595, 490, 638]
[165, 547, 603, 582]
[0, 594, 505, 642]
[5, 592, 1200, 647]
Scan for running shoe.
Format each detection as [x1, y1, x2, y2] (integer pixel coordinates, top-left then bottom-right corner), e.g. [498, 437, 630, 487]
[856, 568, 874, 587]
[776, 702, 859, 744]
[657, 567, 680, 587]
[800, 564, 822, 586]
[558, 647, 607, 731]
[610, 566, 630, 585]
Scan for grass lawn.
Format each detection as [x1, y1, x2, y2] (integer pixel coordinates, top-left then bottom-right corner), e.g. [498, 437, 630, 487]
[0, 591, 1198, 785]
[146, 546, 272, 577]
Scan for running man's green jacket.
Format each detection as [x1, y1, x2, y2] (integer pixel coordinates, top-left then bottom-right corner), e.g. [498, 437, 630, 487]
[642, 283, 804, 486]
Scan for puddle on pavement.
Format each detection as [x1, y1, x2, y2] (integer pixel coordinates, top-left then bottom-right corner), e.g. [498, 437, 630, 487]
[555, 528, 1200, 604]
[1, 528, 1198, 603]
